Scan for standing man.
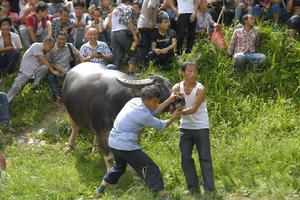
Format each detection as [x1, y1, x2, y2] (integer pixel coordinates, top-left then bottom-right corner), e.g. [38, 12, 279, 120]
[172, 61, 215, 196]
[111, 0, 140, 74]
[228, 14, 266, 71]
[47, 31, 83, 104]
[95, 85, 181, 200]
[176, 0, 198, 54]
[7, 38, 56, 103]
[137, 0, 160, 64]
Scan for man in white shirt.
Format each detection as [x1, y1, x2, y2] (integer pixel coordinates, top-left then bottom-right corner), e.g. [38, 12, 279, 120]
[0, 17, 22, 84]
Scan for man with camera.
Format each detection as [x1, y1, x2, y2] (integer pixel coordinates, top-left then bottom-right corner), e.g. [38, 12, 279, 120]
[80, 27, 115, 69]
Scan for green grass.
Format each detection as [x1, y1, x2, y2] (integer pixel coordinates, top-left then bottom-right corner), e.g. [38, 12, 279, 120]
[0, 23, 300, 199]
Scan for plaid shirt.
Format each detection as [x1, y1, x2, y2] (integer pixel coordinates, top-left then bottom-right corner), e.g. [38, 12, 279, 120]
[114, 4, 137, 26]
[228, 27, 259, 56]
[51, 17, 74, 38]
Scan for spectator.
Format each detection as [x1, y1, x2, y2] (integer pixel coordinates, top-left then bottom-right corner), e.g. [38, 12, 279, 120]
[19, 0, 38, 24]
[0, 0, 19, 29]
[235, 0, 255, 23]
[148, 12, 177, 70]
[0, 17, 22, 85]
[7, 38, 56, 103]
[287, 0, 300, 39]
[70, 1, 90, 48]
[228, 14, 266, 71]
[51, 7, 74, 42]
[7, 0, 19, 14]
[48, 0, 65, 18]
[19, 2, 52, 49]
[86, 8, 104, 40]
[195, 0, 220, 36]
[47, 31, 83, 104]
[208, 0, 235, 26]
[137, 0, 160, 64]
[80, 27, 115, 68]
[176, 0, 198, 54]
[111, 0, 140, 74]
[132, 1, 141, 20]
[89, 0, 102, 8]
[252, 0, 281, 29]
[161, 0, 179, 31]
[172, 61, 215, 196]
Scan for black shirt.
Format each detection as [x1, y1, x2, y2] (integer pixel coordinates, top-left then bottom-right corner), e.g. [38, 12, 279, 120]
[151, 29, 176, 50]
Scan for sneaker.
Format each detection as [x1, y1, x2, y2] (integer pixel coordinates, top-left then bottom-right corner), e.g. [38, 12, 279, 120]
[55, 96, 63, 105]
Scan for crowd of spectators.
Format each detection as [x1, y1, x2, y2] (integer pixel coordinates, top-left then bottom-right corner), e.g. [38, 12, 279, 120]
[0, 0, 298, 121]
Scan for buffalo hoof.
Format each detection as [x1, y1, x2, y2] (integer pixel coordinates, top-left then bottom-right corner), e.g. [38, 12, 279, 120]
[0, 152, 6, 170]
[64, 144, 75, 153]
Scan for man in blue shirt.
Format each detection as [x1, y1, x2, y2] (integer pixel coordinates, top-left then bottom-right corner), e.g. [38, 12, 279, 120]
[95, 85, 181, 200]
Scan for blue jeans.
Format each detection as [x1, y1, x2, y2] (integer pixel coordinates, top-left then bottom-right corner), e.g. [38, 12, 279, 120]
[0, 92, 9, 125]
[103, 147, 165, 192]
[179, 128, 215, 191]
[233, 52, 266, 71]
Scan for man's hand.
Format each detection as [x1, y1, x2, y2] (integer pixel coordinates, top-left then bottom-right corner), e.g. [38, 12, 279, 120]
[189, 12, 197, 23]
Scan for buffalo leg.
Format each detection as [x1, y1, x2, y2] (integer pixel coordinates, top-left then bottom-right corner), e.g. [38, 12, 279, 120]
[67, 114, 80, 150]
[97, 129, 114, 169]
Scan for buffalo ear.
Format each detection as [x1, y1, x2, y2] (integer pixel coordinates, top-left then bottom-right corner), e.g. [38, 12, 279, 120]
[116, 77, 154, 89]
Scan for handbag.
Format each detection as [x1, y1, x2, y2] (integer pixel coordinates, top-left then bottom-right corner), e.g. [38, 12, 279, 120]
[68, 43, 77, 68]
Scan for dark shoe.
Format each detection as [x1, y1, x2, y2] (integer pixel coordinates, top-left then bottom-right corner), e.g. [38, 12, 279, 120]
[31, 86, 40, 94]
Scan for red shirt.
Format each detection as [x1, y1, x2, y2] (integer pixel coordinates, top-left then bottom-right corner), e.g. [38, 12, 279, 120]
[25, 13, 51, 33]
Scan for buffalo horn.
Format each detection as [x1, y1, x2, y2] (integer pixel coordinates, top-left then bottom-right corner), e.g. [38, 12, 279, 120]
[116, 77, 154, 89]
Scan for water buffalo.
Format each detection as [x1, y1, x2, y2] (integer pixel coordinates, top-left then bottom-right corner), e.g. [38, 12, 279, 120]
[62, 62, 173, 168]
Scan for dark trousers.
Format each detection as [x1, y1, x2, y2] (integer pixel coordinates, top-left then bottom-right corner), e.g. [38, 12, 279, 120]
[147, 51, 174, 70]
[179, 128, 215, 191]
[177, 13, 196, 54]
[138, 28, 154, 63]
[104, 147, 165, 192]
[0, 92, 9, 125]
[0, 49, 20, 74]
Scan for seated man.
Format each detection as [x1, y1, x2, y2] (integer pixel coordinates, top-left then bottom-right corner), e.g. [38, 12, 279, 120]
[0, 17, 22, 84]
[7, 38, 56, 103]
[51, 7, 74, 42]
[69, 1, 90, 49]
[235, 0, 255, 23]
[228, 14, 266, 71]
[19, 2, 52, 49]
[94, 85, 181, 199]
[148, 12, 177, 70]
[252, 0, 281, 29]
[287, 0, 300, 39]
[80, 27, 115, 69]
[47, 31, 83, 104]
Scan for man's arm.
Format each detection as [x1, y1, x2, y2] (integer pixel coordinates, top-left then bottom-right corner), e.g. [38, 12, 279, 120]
[155, 92, 180, 113]
[180, 87, 206, 115]
[147, 1, 155, 28]
[28, 26, 37, 43]
[161, 38, 177, 54]
[36, 55, 59, 75]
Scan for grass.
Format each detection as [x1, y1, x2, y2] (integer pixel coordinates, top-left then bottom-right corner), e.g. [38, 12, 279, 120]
[0, 23, 300, 199]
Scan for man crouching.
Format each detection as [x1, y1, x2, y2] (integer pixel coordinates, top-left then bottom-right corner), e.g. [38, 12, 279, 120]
[94, 85, 181, 200]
